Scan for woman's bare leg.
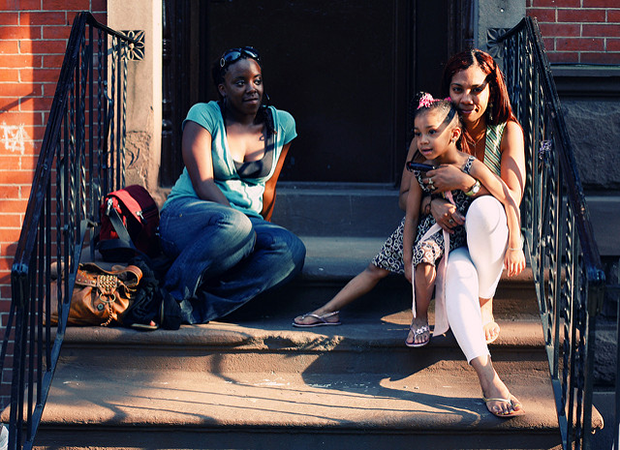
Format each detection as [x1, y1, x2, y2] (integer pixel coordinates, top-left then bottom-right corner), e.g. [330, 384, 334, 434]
[471, 354, 524, 416]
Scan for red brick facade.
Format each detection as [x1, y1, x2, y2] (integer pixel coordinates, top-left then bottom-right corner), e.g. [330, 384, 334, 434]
[0, 1, 106, 318]
[527, 0, 620, 64]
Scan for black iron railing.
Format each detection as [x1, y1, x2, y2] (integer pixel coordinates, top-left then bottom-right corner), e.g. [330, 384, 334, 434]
[0, 12, 136, 450]
[497, 17, 606, 450]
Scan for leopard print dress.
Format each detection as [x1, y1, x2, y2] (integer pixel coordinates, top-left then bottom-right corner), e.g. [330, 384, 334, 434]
[371, 155, 476, 273]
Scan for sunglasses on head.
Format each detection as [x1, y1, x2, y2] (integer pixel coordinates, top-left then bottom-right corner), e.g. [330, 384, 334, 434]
[219, 47, 261, 68]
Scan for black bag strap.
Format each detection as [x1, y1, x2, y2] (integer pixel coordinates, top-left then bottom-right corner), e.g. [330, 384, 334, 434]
[107, 202, 136, 250]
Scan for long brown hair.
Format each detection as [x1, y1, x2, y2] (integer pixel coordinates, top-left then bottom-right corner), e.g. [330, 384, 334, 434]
[440, 49, 517, 126]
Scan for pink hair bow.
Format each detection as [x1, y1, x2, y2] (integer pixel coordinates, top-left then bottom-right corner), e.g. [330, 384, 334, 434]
[417, 94, 453, 109]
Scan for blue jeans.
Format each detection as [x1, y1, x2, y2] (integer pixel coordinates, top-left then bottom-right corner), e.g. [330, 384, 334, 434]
[159, 198, 306, 323]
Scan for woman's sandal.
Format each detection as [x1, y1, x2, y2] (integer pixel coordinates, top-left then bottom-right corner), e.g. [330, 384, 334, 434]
[483, 396, 525, 418]
[405, 322, 431, 348]
[292, 311, 341, 328]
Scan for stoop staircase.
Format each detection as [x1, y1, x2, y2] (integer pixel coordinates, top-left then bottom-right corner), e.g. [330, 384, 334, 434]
[21, 184, 596, 450]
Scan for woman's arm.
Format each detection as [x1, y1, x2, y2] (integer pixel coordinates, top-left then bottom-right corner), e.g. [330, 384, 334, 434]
[182, 121, 231, 205]
[499, 120, 526, 206]
[469, 159, 525, 276]
[403, 176, 423, 283]
[261, 142, 292, 221]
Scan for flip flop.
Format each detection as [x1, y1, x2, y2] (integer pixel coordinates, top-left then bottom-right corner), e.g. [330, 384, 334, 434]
[405, 323, 430, 348]
[292, 311, 341, 328]
[483, 396, 525, 418]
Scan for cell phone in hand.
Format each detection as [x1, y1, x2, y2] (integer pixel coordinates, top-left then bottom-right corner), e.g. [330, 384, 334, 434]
[406, 161, 436, 172]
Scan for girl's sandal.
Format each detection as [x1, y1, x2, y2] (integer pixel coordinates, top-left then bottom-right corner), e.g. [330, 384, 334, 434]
[405, 322, 431, 348]
[292, 311, 341, 328]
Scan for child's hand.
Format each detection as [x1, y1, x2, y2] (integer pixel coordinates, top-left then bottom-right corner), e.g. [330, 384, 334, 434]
[504, 248, 526, 277]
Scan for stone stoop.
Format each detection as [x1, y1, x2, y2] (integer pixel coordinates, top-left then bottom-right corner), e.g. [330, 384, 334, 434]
[22, 184, 610, 449]
[24, 234, 583, 450]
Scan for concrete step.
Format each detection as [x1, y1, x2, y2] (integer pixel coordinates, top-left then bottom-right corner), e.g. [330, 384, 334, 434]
[252, 235, 539, 321]
[29, 314, 566, 450]
[24, 234, 578, 449]
[272, 183, 620, 256]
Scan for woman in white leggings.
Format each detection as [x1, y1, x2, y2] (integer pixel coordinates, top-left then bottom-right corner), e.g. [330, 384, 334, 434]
[426, 50, 526, 417]
[446, 196, 508, 363]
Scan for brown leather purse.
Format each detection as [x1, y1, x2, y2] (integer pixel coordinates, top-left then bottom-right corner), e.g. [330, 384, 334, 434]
[50, 262, 143, 326]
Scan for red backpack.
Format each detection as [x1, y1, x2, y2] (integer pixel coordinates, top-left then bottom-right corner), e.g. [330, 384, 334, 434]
[97, 185, 160, 262]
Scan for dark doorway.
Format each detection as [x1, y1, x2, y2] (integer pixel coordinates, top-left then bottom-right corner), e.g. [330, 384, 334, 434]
[161, 0, 473, 187]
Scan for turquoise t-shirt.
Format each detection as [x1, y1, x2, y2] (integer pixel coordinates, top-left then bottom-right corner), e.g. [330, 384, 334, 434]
[163, 101, 297, 218]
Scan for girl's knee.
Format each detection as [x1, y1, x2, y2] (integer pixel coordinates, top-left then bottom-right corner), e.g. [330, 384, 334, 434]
[366, 263, 390, 281]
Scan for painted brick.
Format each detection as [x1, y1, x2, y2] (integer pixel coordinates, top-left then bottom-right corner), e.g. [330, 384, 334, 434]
[547, 51, 579, 63]
[538, 22, 581, 38]
[0, 186, 21, 200]
[609, 38, 620, 52]
[609, 10, 620, 22]
[44, 0, 92, 10]
[91, 0, 106, 12]
[580, 51, 620, 64]
[558, 9, 606, 23]
[583, 23, 620, 37]
[583, 0, 619, 7]
[22, 12, 67, 26]
[0, 215, 23, 228]
[0, 0, 41, 9]
[2, 169, 37, 186]
[0, 40, 19, 54]
[19, 96, 53, 113]
[0, 69, 19, 82]
[0, 54, 41, 69]
[0, 197, 29, 215]
[1, 156, 22, 170]
[0, 84, 39, 100]
[29, 40, 68, 55]
[31, 68, 63, 83]
[0, 111, 42, 126]
[527, 8, 556, 22]
[19, 68, 59, 83]
[0, 12, 18, 26]
[0, 286, 11, 300]
[0, 229, 21, 243]
[556, 37, 604, 51]
[541, 37, 556, 51]
[42, 26, 72, 40]
[530, 0, 580, 7]
[42, 55, 65, 68]
[2, 25, 42, 40]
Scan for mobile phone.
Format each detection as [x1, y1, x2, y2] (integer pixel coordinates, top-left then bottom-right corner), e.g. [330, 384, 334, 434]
[406, 161, 436, 172]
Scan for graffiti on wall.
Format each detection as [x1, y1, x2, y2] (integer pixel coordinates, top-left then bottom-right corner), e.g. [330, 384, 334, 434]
[1, 122, 29, 155]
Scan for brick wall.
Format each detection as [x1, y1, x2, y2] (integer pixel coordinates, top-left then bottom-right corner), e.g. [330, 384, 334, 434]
[0, 1, 106, 310]
[527, 0, 620, 64]
[0, 0, 106, 404]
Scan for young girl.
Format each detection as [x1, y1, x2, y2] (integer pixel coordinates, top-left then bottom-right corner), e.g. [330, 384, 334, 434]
[404, 93, 525, 347]
[292, 94, 525, 344]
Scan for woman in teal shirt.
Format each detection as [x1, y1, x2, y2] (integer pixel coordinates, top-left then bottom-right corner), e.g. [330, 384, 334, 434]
[159, 47, 305, 323]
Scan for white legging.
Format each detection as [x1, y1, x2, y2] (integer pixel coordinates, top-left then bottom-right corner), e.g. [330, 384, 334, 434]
[445, 196, 508, 362]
